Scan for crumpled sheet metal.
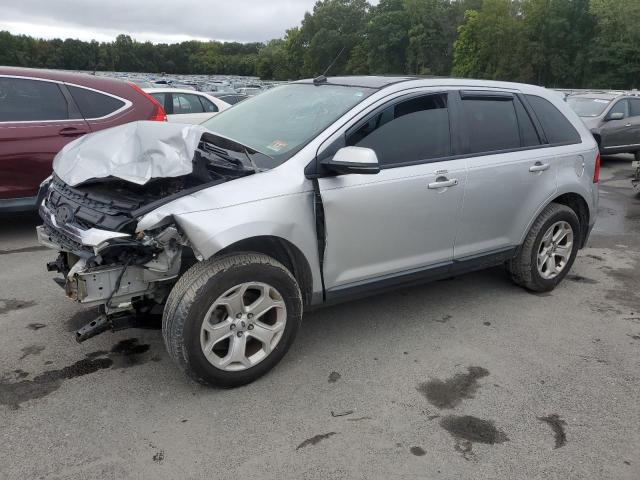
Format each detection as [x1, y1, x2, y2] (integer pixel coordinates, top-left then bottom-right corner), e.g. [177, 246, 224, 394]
[53, 121, 207, 186]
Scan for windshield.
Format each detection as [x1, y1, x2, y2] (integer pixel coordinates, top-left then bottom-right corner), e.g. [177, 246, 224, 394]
[202, 83, 375, 166]
[567, 97, 612, 117]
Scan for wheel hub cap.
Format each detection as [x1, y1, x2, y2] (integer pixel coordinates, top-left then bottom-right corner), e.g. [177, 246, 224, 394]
[537, 221, 574, 280]
[200, 282, 287, 372]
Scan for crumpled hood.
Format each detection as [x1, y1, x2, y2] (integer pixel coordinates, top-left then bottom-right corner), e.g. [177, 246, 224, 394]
[53, 121, 208, 186]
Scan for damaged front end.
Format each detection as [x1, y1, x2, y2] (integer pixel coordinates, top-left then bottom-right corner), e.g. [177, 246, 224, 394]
[37, 121, 263, 342]
[38, 177, 186, 341]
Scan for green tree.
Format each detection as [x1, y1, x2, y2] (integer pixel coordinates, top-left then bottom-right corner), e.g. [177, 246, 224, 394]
[298, 0, 370, 76]
[589, 0, 640, 89]
[452, 0, 532, 82]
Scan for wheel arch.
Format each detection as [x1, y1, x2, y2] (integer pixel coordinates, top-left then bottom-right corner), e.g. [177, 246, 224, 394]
[547, 192, 591, 248]
[216, 235, 314, 307]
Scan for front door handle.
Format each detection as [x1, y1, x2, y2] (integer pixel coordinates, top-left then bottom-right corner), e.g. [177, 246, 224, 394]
[59, 127, 88, 137]
[529, 162, 550, 173]
[428, 176, 458, 189]
[625, 123, 632, 127]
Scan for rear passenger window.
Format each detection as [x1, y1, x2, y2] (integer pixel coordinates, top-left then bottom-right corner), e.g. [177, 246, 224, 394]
[525, 94, 581, 145]
[460, 97, 520, 153]
[172, 94, 205, 114]
[68, 86, 125, 119]
[346, 93, 450, 167]
[0, 77, 69, 121]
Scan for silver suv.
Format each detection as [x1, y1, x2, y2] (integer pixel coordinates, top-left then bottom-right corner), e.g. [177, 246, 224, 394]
[38, 76, 599, 387]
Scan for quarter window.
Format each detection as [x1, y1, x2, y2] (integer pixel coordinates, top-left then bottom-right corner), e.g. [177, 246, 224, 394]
[67, 85, 125, 119]
[346, 94, 451, 167]
[460, 97, 520, 154]
[199, 97, 218, 113]
[0, 77, 69, 122]
[525, 94, 581, 145]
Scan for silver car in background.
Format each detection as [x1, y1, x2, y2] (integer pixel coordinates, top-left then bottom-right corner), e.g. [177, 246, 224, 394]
[37, 76, 599, 387]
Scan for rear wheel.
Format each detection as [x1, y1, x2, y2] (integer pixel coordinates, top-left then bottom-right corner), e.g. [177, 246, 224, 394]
[162, 252, 303, 387]
[507, 203, 581, 292]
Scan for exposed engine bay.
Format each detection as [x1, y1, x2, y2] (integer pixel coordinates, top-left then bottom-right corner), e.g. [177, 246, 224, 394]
[37, 122, 269, 341]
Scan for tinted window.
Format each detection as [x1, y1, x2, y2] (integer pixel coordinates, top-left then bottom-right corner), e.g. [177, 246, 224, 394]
[199, 97, 218, 113]
[346, 94, 450, 167]
[630, 99, 640, 117]
[461, 98, 520, 153]
[0, 77, 69, 121]
[150, 92, 168, 110]
[172, 93, 204, 114]
[609, 99, 629, 118]
[514, 97, 541, 147]
[68, 85, 125, 118]
[525, 94, 581, 145]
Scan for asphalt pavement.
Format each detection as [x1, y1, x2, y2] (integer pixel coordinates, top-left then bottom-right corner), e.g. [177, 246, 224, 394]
[0, 156, 638, 479]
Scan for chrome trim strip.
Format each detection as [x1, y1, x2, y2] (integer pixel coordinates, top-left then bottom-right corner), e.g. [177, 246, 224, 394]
[39, 202, 130, 247]
[604, 143, 640, 149]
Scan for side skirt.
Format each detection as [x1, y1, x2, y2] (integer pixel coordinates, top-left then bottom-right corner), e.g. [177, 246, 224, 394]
[321, 247, 518, 307]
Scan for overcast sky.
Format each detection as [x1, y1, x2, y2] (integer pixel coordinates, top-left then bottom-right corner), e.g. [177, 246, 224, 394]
[0, 0, 332, 44]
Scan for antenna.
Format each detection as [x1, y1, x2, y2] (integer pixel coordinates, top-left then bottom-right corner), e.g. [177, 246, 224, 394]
[313, 46, 346, 84]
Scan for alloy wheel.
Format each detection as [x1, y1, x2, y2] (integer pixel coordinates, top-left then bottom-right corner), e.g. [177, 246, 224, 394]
[200, 282, 287, 371]
[536, 221, 574, 280]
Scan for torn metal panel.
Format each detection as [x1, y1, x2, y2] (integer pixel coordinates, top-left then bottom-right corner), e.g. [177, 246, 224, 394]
[53, 121, 207, 186]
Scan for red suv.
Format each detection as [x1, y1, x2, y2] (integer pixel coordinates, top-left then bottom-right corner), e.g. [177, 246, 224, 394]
[0, 67, 167, 212]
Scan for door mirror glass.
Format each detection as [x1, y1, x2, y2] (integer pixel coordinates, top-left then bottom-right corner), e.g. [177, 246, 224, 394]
[607, 111, 625, 121]
[321, 146, 380, 175]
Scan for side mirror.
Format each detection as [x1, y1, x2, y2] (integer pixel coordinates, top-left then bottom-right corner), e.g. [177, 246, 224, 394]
[607, 112, 625, 121]
[321, 146, 380, 175]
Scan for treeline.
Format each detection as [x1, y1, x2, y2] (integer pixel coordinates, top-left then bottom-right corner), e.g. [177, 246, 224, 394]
[1, 0, 639, 89]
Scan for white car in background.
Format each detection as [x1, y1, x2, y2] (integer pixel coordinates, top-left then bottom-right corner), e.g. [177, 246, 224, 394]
[144, 88, 230, 124]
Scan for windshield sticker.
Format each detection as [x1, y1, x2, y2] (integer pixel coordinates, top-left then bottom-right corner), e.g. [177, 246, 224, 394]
[593, 99, 610, 103]
[354, 91, 364, 97]
[267, 140, 288, 152]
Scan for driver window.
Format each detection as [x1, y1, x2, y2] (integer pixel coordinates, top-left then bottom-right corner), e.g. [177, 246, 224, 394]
[346, 93, 450, 167]
[609, 99, 629, 118]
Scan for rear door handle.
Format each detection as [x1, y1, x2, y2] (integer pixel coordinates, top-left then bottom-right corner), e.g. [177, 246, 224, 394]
[58, 127, 88, 137]
[428, 176, 458, 189]
[529, 162, 550, 173]
[625, 123, 632, 127]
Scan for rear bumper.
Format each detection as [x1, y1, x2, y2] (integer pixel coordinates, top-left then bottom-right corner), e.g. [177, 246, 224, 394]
[0, 196, 37, 213]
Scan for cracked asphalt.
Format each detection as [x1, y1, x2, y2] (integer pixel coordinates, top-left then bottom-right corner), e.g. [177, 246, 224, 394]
[1, 156, 639, 479]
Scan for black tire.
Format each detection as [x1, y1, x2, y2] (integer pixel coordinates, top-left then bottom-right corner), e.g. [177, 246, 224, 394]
[162, 252, 303, 387]
[507, 203, 581, 292]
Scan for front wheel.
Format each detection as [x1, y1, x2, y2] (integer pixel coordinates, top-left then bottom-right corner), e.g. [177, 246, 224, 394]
[507, 203, 581, 292]
[162, 252, 303, 387]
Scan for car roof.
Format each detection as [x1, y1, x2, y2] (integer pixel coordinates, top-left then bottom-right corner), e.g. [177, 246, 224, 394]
[293, 75, 557, 95]
[0, 66, 128, 90]
[295, 75, 417, 89]
[568, 93, 619, 101]
[143, 87, 209, 94]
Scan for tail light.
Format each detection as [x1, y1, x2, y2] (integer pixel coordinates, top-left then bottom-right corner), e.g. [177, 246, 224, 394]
[129, 83, 167, 121]
[593, 152, 600, 183]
